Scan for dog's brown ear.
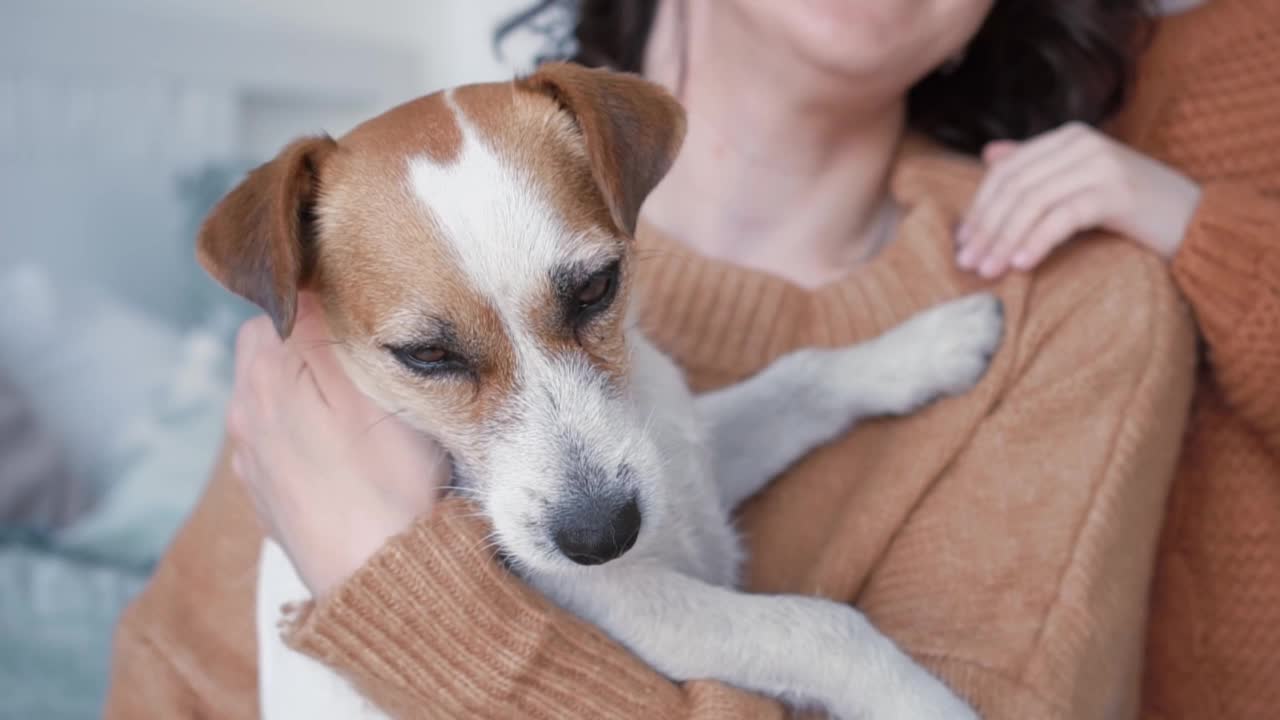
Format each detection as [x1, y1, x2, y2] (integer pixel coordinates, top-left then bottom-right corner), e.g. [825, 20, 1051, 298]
[520, 62, 686, 236]
[197, 135, 337, 338]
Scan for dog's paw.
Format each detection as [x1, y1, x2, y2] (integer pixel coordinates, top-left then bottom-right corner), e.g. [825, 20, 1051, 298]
[866, 293, 1004, 411]
[909, 292, 1004, 396]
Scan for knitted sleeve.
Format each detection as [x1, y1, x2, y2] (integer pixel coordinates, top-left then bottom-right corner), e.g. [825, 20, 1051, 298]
[103, 606, 201, 718]
[1171, 184, 1280, 452]
[1138, 5, 1280, 453]
[283, 495, 790, 719]
[102, 444, 265, 720]
[856, 240, 1197, 719]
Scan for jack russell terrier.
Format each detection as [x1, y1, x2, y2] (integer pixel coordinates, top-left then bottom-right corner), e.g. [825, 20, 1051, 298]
[198, 62, 1001, 719]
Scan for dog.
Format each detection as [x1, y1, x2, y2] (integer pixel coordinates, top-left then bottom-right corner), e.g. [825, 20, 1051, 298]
[198, 62, 1001, 719]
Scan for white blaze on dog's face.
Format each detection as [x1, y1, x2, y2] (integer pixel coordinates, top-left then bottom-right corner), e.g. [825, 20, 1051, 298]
[197, 64, 686, 573]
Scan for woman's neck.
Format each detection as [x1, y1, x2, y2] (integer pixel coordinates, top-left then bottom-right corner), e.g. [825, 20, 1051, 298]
[640, 0, 907, 288]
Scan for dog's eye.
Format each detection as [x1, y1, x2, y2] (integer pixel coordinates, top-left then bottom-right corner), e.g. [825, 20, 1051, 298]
[389, 344, 466, 376]
[571, 261, 620, 320]
[576, 273, 612, 307]
[409, 347, 446, 364]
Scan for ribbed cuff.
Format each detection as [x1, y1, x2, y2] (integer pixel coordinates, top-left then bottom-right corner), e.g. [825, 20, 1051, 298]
[1170, 182, 1277, 345]
[632, 222, 798, 387]
[282, 496, 552, 715]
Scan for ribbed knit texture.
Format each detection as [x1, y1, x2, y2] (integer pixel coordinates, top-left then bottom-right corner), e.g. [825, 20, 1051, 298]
[1112, 3, 1280, 719]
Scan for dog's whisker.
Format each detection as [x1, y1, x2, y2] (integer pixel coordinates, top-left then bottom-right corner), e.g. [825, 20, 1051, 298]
[640, 405, 658, 439]
[464, 530, 506, 560]
[437, 484, 482, 498]
[461, 530, 496, 557]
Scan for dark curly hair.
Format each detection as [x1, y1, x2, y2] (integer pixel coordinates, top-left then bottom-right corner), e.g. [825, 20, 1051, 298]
[495, 0, 1155, 155]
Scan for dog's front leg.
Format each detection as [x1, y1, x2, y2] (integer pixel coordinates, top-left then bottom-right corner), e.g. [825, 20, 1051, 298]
[696, 293, 1003, 509]
[571, 569, 977, 719]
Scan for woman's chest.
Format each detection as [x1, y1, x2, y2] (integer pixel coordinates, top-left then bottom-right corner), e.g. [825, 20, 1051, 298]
[727, 403, 977, 600]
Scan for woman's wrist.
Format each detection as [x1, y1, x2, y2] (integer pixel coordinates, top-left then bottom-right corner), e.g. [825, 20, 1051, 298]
[1138, 169, 1202, 260]
[304, 509, 427, 599]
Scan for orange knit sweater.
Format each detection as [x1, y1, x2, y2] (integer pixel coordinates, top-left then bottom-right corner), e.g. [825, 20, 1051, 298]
[106, 5, 1280, 714]
[1110, 2, 1280, 719]
[105, 136, 1198, 719]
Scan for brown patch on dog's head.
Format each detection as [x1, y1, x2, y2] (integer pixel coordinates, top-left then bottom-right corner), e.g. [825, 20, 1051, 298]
[517, 62, 687, 237]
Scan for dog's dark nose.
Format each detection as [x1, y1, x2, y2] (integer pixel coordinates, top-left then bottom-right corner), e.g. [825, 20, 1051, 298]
[552, 495, 642, 566]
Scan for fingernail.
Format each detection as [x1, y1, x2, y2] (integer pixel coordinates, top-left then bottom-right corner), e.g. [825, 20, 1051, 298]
[957, 247, 977, 269]
[1012, 252, 1032, 269]
[979, 258, 1003, 278]
[955, 224, 971, 245]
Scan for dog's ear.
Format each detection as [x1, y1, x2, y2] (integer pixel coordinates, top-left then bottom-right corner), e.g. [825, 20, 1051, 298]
[520, 62, 686, 236]
[197, 135, 337, 338]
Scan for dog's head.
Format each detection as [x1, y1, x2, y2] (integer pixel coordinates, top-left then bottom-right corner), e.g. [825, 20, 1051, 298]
[199, 63, 685, 573]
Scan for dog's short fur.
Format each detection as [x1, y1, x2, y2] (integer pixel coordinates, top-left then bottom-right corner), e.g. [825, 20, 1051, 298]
[200, 63, 1001, 719]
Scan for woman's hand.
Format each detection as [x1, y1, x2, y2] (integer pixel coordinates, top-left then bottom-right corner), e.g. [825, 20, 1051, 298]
[227, 293, 450, 598]
[956, 122, 1202, 278]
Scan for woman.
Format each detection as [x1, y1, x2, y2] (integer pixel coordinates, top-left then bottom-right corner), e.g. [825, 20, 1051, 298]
[107, 2, 1196, 718]
[958, 2, 1280, 717]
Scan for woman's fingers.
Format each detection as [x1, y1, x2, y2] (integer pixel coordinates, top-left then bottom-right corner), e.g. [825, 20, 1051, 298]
[963, 123, 1087, 241]
[957, 122, 1155, 277]
[960, 153, 1086, 272]
[230, 449, 245, 478]
[233, 315, 273, 382]
[229, 316, 281, 440]
[971, 162, 1112, 277]
[1010, 190, 1101, 269]
[234, 449, 277, 537]
[981, 140, 1018, 165]
[961, 127, 1097, 267]
[286, 292, 376, 416]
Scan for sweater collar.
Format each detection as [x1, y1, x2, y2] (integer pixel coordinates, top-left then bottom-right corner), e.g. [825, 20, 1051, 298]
[633, 135, 991, 386]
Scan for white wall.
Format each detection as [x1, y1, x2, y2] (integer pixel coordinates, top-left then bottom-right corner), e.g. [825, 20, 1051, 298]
[419, 0, 541, 87]
[43, 0, 537, 90]
[92, 0, 439, 51]
[0, 0, 538, 322]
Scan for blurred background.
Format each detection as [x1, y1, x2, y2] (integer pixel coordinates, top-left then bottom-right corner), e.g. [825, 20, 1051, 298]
[0, 1, 542, 716]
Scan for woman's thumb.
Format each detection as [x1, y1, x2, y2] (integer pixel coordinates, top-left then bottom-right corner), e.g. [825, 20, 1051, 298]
[982, 140, 1019, 165]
